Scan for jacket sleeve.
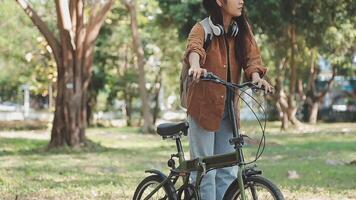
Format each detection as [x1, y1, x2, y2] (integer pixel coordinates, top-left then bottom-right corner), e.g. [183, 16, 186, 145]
[183, 23, 206, 67]
[243, 25, 267, 80]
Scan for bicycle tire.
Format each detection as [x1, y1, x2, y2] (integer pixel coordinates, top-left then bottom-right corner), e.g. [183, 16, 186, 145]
[223, 175, 284, 200]
[177, 183, 198, 200]
[133, 175, 177, 200]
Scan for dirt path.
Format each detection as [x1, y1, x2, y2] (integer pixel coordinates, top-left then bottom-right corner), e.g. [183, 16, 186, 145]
[0, 129, 50, 140]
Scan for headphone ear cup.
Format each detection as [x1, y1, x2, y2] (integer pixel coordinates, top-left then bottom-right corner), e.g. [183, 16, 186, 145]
[217, 24, 225, 36]
[208, 16, 224, 36]
[228, 24, 234, 36]
[229, 21, 239, 37]
[232, 25, 239, 37]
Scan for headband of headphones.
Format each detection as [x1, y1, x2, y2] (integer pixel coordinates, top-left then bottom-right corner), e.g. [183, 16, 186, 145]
[208, 16, 239, 37]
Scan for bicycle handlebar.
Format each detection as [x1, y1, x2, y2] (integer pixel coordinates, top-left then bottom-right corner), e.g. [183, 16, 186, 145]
[198, 72, 266, 92]
[188, 72, 268, 164]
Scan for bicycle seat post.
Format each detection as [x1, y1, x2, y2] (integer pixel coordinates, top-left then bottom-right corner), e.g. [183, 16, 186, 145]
[174, 134, 185, 164]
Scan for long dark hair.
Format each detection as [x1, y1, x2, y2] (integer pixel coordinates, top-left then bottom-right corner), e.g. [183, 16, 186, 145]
[203, 0, 253, 69]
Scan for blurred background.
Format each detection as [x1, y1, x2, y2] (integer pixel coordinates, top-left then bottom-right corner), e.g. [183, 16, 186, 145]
[0, 0, 355, 199]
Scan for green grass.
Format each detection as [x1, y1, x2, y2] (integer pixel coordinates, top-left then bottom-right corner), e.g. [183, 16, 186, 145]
[0, 123, 355, 199]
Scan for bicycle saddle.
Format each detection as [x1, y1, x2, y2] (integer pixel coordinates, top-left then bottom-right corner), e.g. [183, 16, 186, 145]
[157, 121, 189, 137]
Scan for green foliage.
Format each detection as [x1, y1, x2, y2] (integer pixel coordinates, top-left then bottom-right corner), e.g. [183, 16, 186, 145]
[91, 0, 185, 113]
[2, 0, 353, 116]
[0, 1, 55, 103]
[92, 2, 139, 112]
[247, 0, 355, 76]
[322, 20, 356, 75]
[157, 0, 355, 79]
[157, 0, 206, 38]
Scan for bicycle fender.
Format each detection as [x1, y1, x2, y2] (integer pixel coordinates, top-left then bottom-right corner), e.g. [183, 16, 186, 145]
[145, 169, 168, 179]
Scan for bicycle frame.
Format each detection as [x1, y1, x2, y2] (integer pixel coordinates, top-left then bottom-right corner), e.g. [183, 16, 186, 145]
[143, 76, 259, 200]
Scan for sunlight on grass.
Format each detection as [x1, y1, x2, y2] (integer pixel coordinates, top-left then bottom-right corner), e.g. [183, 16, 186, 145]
[0, 122, 355, 199]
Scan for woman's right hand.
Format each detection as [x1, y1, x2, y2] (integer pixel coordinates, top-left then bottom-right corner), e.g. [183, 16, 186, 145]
[188, 66, 208, 82]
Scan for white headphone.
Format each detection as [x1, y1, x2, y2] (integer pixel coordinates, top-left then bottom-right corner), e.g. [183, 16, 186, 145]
[208, 16, 239, 37]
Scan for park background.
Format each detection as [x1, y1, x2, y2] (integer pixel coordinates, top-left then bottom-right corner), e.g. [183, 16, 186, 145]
[0, 0, 355, 199]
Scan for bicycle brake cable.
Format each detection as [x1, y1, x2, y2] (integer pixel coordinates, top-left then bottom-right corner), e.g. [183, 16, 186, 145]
[233, 86, 267, 165]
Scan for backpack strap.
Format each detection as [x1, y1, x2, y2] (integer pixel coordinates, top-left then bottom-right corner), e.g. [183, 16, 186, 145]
[199, 17, 213, 51]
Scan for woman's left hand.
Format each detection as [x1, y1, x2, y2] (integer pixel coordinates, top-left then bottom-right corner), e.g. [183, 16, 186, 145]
[251, 73, 274, 94]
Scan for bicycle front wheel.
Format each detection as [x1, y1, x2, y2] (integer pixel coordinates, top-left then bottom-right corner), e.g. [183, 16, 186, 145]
[133, 175, 176, 200]
[223, 175, 284, 200]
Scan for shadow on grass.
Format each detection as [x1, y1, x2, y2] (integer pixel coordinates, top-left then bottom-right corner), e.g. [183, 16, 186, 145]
[0, 137, 174, 157]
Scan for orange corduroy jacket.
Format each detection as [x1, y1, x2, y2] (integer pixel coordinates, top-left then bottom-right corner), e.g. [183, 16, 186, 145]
[184, 22, 267, 132]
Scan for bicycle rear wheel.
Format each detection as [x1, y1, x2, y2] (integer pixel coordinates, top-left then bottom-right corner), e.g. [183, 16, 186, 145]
[133, 175, 176, 200]
[223, 175, 284, 200]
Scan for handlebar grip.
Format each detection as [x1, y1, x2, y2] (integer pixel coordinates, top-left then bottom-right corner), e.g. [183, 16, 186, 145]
[189, 71, 273, 93]
[201, 72, 216, 80]
[188, 72, 212, 77]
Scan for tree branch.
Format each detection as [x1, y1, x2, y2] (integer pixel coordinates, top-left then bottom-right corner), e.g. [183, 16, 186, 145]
[69, 0, 77, 33]
[56, 0, 76, 51]
[121, 0, 131, 9]
[85, 0, 114, 46]
[82, 0, 114, 88]
[15, 0, 61, 63]
[316, 66, 336, 101]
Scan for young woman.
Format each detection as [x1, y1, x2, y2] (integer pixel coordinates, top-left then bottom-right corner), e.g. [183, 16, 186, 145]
[183, 0, 273, 199]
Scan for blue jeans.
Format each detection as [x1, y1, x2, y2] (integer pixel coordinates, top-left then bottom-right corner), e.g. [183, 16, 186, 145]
[188, 105, 238, 200]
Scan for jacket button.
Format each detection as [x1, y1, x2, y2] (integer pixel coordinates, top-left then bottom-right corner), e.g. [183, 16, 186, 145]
[221, 95, 224, 99]
[223, 64, 226, 68]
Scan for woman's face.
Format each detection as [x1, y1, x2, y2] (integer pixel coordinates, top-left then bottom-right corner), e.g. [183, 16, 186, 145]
[218, 0, 244, 17]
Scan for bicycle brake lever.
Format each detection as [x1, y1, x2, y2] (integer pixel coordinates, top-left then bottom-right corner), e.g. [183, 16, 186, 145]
[250, 83, 266, 93]
[251, 85, 275, 94]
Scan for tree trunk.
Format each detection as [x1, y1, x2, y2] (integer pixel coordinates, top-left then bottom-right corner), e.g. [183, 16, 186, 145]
[126, 96, 133, 126]
[15, 0, 113, 148]
[282, 110, 289, 130]
[275, 57, 290, 130]
[152, 71, 162, 125]
[50, 61, 84, 147]
[278, 91, 291, 130]
[287, 24, 301, 127]
[308, 102, 319, 124]
[275, 25, 303, 130]
[305, 49, 336, 124]
[123, 0, 154, 133]
[122, 90, 133, 127]
[86, 83, 98, 127]
[121, 45, 133, 127]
